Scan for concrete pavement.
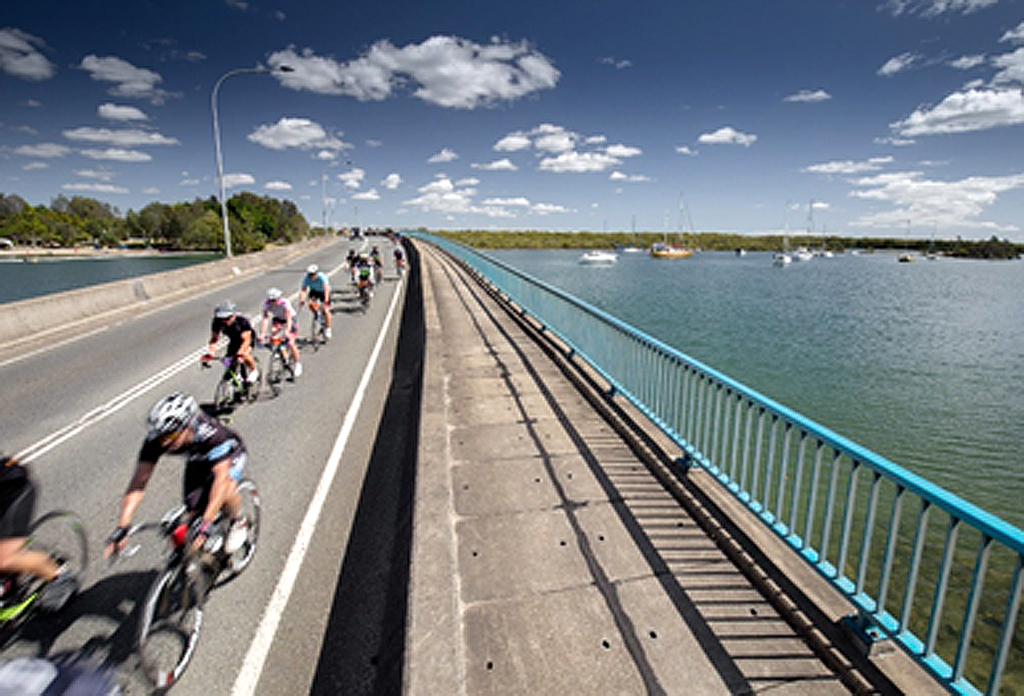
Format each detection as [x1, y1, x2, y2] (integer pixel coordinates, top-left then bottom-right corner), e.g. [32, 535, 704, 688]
[404, 240, 943, 695]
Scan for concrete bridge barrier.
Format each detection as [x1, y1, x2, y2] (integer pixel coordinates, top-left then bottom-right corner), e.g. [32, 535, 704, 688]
[0, 236, 337, 351]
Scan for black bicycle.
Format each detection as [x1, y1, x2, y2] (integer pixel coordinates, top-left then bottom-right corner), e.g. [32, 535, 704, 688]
[0, 510, 88, 643]
[305, 297, 327, 351]
[117, 478, 260, 691]
[263, 330, 295, 396]
[203, 354, 262, 411]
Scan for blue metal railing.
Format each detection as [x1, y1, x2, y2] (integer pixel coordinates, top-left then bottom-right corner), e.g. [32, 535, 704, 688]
[416, 233, 1024, 696]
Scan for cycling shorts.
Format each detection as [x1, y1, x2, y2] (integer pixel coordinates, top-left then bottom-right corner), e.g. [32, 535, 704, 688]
[308, 289, 327, 303]
[0, 479, 35, 539]
[183, 451, 247, 513]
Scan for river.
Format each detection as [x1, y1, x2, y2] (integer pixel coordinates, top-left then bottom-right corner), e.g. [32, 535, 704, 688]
[489, 248, 1024, 528]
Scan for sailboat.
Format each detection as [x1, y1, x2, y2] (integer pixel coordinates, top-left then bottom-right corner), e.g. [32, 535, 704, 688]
[791, 200, 815, 262]
[773, 204, 793, 266]
[652, 194, 696, 258]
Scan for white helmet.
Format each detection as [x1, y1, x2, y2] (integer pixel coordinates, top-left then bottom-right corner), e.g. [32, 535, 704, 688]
[146, 392, 198, 439]
[266, 287, 283, 301]
[307, 264, 318, 274]
[214, 300, 236, 318]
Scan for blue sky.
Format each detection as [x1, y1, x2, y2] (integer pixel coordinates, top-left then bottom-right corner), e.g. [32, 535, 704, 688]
[4, 0, 1024, 239]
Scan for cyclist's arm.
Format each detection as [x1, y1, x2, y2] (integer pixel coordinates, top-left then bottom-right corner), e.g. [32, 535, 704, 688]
[206, 331, 220, 358]
[238, 328, 253, 356]
[107, 460, 155, 555]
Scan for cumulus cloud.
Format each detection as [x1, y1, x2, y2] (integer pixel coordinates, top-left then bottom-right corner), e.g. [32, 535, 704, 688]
[539, 151, 620, 173]
[402, 174, 567, 219]
[79, 55, 171, 103]
[471, 158, 517, 171]
[381, 173, 402, 189]
[697, 126, 757, 147]
[264, 180, 293, 191]
[13, 142, 71, 158]
[247, 117, 346, 151]
[63, 127, 179, 147]
[991, 47, 1024, 85]
[353, 189, 380, 200]
[493, 133, 531, 152]
[878, 52, 918, 76]
[428, 148, 459, 163]
[848, 169, 1024, 231]
[675, 145, 698, 156]
[267, 35, 559, 109]
[492, 123, 642, 173]
[890, 87, 1024, 135]
[949, 54, 987, 70]
[79, 148, 152, 162]
[62, 182, 129, 194]
[882, 0, 997, 17]
[784, 89, 831, 103]
[338, 168, 365, 189]
[98, 103, 148, 121]
[1001, 21, 1024, 44]
[609, 171, 652, 182]
[803, 156, 894, 175]
[0, 28, 55, 80]
[223, 173, 255, 189]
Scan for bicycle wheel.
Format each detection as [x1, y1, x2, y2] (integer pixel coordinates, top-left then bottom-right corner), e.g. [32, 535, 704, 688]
[266, 349, 283, 396]
[309, 311, 320, 351]
[217, 479, 261, 585]
[27, 510, 89, 584]
[137, 562, 208, 690]
[213, 375, 235, 412]
[244, 355, 263, 403]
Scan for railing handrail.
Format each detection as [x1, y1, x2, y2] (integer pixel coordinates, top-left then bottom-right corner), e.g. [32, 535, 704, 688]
[414, 232, 1024, 696]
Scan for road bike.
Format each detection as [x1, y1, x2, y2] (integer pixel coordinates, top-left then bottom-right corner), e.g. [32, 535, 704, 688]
[394, 255, 406, 279]
[305, 297, 327, 351]
[117, 478, 260, 691]
[0, 510, 88, 644]
[202, 353, 262, 411]
[263, 329, 295, 396]
[357, 277, 372, 312]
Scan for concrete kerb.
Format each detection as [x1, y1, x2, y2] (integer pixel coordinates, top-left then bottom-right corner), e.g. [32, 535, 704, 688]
[0, 236, 337, 352]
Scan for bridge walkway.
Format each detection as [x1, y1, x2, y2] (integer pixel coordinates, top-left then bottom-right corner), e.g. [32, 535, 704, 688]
[404, 242, 938, 695]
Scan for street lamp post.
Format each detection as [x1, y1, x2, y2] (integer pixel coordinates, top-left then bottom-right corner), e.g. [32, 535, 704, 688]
[211, 64, 292, 257]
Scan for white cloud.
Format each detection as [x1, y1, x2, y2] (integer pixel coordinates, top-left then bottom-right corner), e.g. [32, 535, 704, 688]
[13, 142, 71, 158]
[991, 47, 1024, 85]
[428, 148, 459, 163]
[609, 171, 652, 182]
[268, 35, 559, 109]
[338, 168, 365, 189]
[848, 169, 1024, 231]
[0, 28, 55, 81]
[675, 145, 698, 156]
[471, 158, 517, 171]
[381, 173, 402, 189]
[882, 0, 997, 17]
[23, 162, 47, 171]
[534, 125, 576, 153]
[264, 180, 293, 191]
[353, 189, 380, 200]
[63, 127, 179, 147]
[784, 89, 831, 103]
[599, 56, 632, 69]
[878, 52, 918, 77]
[62, 182, 129, 194]
[98, 103, 149, 121]
[80, 148, 152, 162]
[606, 143, 642, 158]
[949, 55, 987, 70]
[79, 55, 170, 103]
[697, 126, 757, 147]
[1000, 21, 1024, 44]
[803, 156, 893, 175]
[456, 177, 479, 187]
[482, 197, 530, 207]
[247, 117, 346, 151]
[539, 151, 620, 173]
[224, 173, 255, 189]
[890, 87, 1024, 135]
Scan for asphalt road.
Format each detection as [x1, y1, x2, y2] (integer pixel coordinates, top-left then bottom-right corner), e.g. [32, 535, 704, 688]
[0, 236, 408, 695]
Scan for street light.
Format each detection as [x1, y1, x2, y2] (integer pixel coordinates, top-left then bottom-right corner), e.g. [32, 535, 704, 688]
[211, 63, 293, 257]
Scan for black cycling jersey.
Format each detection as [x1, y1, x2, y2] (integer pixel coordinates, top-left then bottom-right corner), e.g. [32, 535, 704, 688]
[139, 411, 248, 510]
[211, 314, 254, 354]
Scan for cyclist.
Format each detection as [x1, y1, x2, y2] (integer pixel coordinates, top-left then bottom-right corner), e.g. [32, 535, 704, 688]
[259, 287, 302, 377]
[393, 245, 405, 275]
[203, 301, 259, 385]
[0, 455, 78, 611]
[369, 246, 384, 284]
[355, 254, 374, 303]
[105, 393, 249, 557]
[298, 264, 332, 340]
[346, 249, 358, 285]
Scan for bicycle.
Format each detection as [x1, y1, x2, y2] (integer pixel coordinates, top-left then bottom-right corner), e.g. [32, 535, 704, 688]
[0, 510, 88, 643]
[357, 277, 372, 313]
[202, 353, 262, 411]
[117, 478, 260, 691]
[305, 298, 327, 351]
[262, 329, 295, 396]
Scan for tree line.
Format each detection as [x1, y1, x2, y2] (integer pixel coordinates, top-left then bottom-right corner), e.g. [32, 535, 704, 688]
[0, 192, 313, 254]
[432, 229, 1023, 259]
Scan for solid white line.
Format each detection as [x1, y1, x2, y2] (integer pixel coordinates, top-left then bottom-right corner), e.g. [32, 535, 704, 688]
[231, 276, 403, 696]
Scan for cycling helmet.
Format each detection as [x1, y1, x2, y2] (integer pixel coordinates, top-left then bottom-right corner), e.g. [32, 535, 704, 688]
[307, 264, 318, 274]
[146, 392, 198, 439]
[266, 287, 283, 301]
[214, 300, 236, 318]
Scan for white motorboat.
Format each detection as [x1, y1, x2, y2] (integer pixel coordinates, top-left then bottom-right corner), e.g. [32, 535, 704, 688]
[578, 250, 618, 265]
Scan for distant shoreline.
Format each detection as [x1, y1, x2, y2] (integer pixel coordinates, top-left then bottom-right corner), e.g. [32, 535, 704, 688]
[0, 247, 216, 259]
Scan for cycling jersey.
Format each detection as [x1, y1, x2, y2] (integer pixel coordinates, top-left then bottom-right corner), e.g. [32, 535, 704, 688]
[263, 297, 296, 326]
[139, 410, 247, 510]
[210, 314, 255, 354]
[301, 272, 329, 297]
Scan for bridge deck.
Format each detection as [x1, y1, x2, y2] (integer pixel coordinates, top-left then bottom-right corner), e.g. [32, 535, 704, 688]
[405, 242, 931, 695]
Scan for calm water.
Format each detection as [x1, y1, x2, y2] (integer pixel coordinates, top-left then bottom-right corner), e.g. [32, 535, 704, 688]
[491, 249, 1024, 528]
[0, 253, 220, 304]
